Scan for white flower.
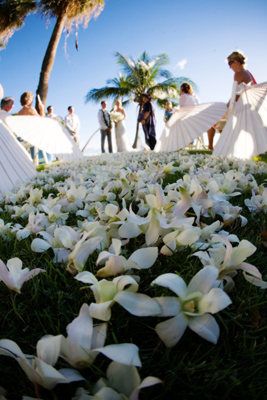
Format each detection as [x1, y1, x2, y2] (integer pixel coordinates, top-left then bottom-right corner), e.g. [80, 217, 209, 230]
[73, 361, 162, 400]
[194, 234, 267, 290]
[0, 258, 46, 294]
[151, 266, 231, 346]
[96, 238, 158, 277]
[0, 339, 83, 390]
[36, 304, 141, 369]
[75, 273, 160, 321]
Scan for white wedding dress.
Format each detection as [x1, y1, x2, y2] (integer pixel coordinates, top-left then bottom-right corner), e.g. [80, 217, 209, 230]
[115, 113, 131, 152]
[213, 81, 267, 159]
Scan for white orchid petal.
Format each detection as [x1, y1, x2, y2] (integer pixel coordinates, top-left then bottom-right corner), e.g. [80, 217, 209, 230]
[198, 288, 232, 314]
[58, 368, 85, 383]
[91, 323, 108, 349]
[130, 377, 163, 400]
[114, 292, 160, 316]
[31, 238, 51, 253]
[243, 272, 267, 288]
[65, 304, 94, 364]
[96, 344, 141, 367]
[154, 297, 181, 317]
[118, 223, 142, 239]
[187, 266, 219, 295]
[106, 361, 140, 398]
[129, 247, 158, 269]
[151, 273, 187, 299]
[155, 313, 188, 347]
[188, 314, 219, 344]
[89, 301, 114, 321]
[75, 271, 99, 287]
[37, 335, 62, 366]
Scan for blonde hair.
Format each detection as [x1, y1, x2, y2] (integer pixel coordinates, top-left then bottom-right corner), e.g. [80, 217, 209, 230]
[180, 83, 193, 95]
[20, 91, 34, 106]
[227, 51, 247, 65]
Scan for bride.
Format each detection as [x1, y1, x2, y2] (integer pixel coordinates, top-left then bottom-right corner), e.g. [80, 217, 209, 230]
[113, 100, 131, 152]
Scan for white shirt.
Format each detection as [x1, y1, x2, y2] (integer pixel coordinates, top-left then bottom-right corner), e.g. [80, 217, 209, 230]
[46, 113, 61, 122]
[98, 109, 111, 130]
[178, 93, 199, 108]
[64, 114, 80, 134]
[0, 109, 10, 124]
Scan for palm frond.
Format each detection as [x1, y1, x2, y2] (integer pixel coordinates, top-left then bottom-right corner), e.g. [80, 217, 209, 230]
[115, 51, 135, 75]
[85, 86, 130, 103]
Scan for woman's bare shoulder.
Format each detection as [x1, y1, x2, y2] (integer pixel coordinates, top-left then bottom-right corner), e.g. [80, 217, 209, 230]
[17, 107, 38, 116]
[234, 70, 252, 84]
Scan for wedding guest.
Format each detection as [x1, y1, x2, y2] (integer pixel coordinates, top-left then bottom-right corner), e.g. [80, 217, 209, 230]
[178, 83, 199, 107]
[18, 91, 44, 116]
[139, 93, 157, 150]
[98, 100, 113, 153]
[0, 96, 14, 123]
[164, 101, 174, 123]
[64, 106, 80, 147]
[46, 105, 61, 121]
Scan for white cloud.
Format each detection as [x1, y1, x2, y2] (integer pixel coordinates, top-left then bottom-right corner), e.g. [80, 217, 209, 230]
[175, 58, 187, 70]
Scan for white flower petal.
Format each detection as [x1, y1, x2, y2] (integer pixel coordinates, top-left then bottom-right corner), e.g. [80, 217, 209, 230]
[31, 238, 51, 253]
[151, 273, 187, 299]
[198, 288, 232, 314]
[187, 266, 219, 295]
[114, 292, 161, 316]
[188, 314, 219, 344]
[155, 313, 188, 347]
[128, 247, 158, 269]
[96, 344, 141, 367]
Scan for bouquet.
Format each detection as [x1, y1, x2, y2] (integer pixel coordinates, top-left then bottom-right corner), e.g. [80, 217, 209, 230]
[110, 111, 123, 123]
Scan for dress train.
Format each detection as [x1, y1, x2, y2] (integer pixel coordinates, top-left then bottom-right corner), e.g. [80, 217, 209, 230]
[213, 82, 267, 159]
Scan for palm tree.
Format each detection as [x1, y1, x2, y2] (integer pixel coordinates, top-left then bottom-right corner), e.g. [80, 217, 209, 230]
[85, 51, 196, 148]
[0, 0, 37, 47]
[36, 0, 104, 108]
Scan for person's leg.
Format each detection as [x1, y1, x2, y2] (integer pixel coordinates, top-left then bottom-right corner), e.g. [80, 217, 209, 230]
[107, 130, 113, 153]
[73, 134, 80, 148]
[101, 130, 106, 153]
[207, 127, 216, 150]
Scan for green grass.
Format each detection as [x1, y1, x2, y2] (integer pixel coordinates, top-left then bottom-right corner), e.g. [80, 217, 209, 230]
[1, 156, 267, 399]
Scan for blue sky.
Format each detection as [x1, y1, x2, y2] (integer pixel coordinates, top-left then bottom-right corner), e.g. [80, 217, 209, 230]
[1, 0, 267, 154]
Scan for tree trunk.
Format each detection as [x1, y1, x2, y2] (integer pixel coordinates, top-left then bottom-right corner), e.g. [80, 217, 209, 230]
[132, 104, 142, 148]
[36, 13, 67, 111]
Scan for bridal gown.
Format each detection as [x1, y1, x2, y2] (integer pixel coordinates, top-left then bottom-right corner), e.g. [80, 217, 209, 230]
[115, 113, 131, 152]
[213, 81, 267, 160]
[155, 100, 227, 152]
[0, 120, 36, 194]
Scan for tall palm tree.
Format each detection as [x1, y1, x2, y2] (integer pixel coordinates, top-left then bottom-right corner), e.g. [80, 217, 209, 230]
[0, 0, 37, 47]
[36, 0, 104, 108]
[85, 51, 196, 148]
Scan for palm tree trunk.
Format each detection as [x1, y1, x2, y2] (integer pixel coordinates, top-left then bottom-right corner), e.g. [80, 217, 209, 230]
[132, 104, 142, 148]
[36, 13, 67, 110]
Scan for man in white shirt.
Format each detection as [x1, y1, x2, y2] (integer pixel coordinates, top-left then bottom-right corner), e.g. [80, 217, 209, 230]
[0, 97, 14, 123]
[46, 105, 61, 122]
[64, 106, 80, 147]
[97, 101, 113, 153]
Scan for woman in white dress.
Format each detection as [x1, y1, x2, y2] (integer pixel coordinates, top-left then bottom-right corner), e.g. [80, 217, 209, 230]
[113, 100, 131, 152]
[213, 52, 267, 159]
[208, 51, 257, 150]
